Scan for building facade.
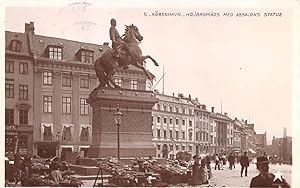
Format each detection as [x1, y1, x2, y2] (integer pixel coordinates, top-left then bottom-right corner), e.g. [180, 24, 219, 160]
[194, 102, 211, 155]
[209, 110, 234, 154]
[255, 132, 267, 156]
[151, 93, 196, 158]
[5, 26, 35, 156]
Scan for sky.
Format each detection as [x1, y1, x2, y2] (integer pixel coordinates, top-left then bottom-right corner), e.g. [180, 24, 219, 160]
[3, 2, 296, 144]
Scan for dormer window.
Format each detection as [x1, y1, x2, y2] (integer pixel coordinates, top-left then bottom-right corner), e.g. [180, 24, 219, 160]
[77, 49, 94, 63]
[48, 46, 63, 60]
[11, 40, 22, 52]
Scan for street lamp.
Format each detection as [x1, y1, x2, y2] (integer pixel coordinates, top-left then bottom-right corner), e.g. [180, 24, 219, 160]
[113, 104, 123, 159]
[56, 132, 61, 158]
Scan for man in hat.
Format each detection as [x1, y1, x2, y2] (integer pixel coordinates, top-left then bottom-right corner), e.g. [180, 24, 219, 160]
[240, 151, 249, 177]
[250, 156, 290, 187]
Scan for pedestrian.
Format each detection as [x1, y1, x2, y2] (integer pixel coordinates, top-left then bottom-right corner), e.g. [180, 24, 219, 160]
[205, 155, 212, 179]
[191, 155, 202, 185]
[228, 153, 235, 170]
[250, 156, 290, 187]
[219, 153, 224, 170]
[200, 157, 209, 184]
[240, 151, 250, 177]
[222, 154, 227, 166]
[214, 154, 220, 170]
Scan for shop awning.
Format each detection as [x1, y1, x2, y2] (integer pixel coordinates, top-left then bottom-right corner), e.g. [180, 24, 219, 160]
[248, 148, 256, 154]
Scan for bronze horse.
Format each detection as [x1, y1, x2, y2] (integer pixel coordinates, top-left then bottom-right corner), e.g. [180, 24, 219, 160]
[94, 24, 159, 89]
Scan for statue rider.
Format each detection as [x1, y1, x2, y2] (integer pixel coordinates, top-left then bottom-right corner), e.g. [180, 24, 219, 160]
[109, 18, 123, 58]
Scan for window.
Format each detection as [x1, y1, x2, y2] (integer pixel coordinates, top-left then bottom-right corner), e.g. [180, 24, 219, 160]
[62, 127, 72, 141]
[62, 73, 71, 87]
[130, 80, 138, 90]
[80, 98, 89, 115]
[196, 132, 199, 141]
[19, 109, 28, 125]
[182, 119, 185, 126]
[43, 71, 52, 85]
[182, 131, 185, 139]
[114, 77, 122, 87]
[62, 97, 71, 114]
[182, 108, 186, 114]
[206, 133, 209, 141]
[5, 61, 14, 73]
[163, 105, 167, 111]
[175, 106, 179, 113]
[163, 130, 167, 138]
[170, 144, 173, 151]
[169, 130, 173, 138]
[43, 96, 52, 113]
[176, 118, 179, 125]
[19, 85, 28, 99]
[157, 129, 161, 138]
[164, 117, 167, 124]
[80, 75, 89, 88]
[175, 145, 179, 150]
[189, 109, 192, 115]
[81, 50, 94, 63]
[19, 62, 28, 75]
[182, 145, 185, 150]
[170, 118, 173, 125]
[169, 106, 173, 112]
[189, 131, 193, 141]
[200, 132, 203, 141]
[157, 116, 161, 123]
[157, 145, 161, 150]
[43, 127, 52, 141]
[189, 145, 192, 151]
[5, 109, 14, 126]
[80, 127, 89, 142]
[5, 83, 14, 98]
[19, 135, 28, 149]
[11, 40, 22, 52]
[189, 120, 192, 126]
[211, 136, 214, 144]
[49, 46, 63, 60]
[176, 131, 179, 139]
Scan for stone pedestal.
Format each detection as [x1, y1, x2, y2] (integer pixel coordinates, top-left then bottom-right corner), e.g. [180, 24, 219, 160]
[87, 88, 158, 158]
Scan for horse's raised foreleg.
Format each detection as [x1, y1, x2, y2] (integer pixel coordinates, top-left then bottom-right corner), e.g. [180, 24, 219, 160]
[144, 55, 159, 66]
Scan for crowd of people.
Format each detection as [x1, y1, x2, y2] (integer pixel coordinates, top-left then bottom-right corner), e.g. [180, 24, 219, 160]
[187, 151, 290, 187]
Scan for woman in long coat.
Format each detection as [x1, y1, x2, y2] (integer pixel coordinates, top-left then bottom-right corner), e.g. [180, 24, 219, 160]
[191, 155, 202, 185]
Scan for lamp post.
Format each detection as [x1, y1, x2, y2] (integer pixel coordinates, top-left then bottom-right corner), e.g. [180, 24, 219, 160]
[56, 132, 61, 158]
[113, 104, 123, 159]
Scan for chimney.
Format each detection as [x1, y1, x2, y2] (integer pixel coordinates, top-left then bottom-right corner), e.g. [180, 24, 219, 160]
[245, 120, 248, 124]
[188, 94, 191, 100]
[25, 22, 35, 35]
[224, 112, 228, 116]
[211, 107, 214, 113]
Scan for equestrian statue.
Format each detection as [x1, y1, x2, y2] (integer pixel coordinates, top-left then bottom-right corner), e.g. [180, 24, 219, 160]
[94, 18, 159, 89]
